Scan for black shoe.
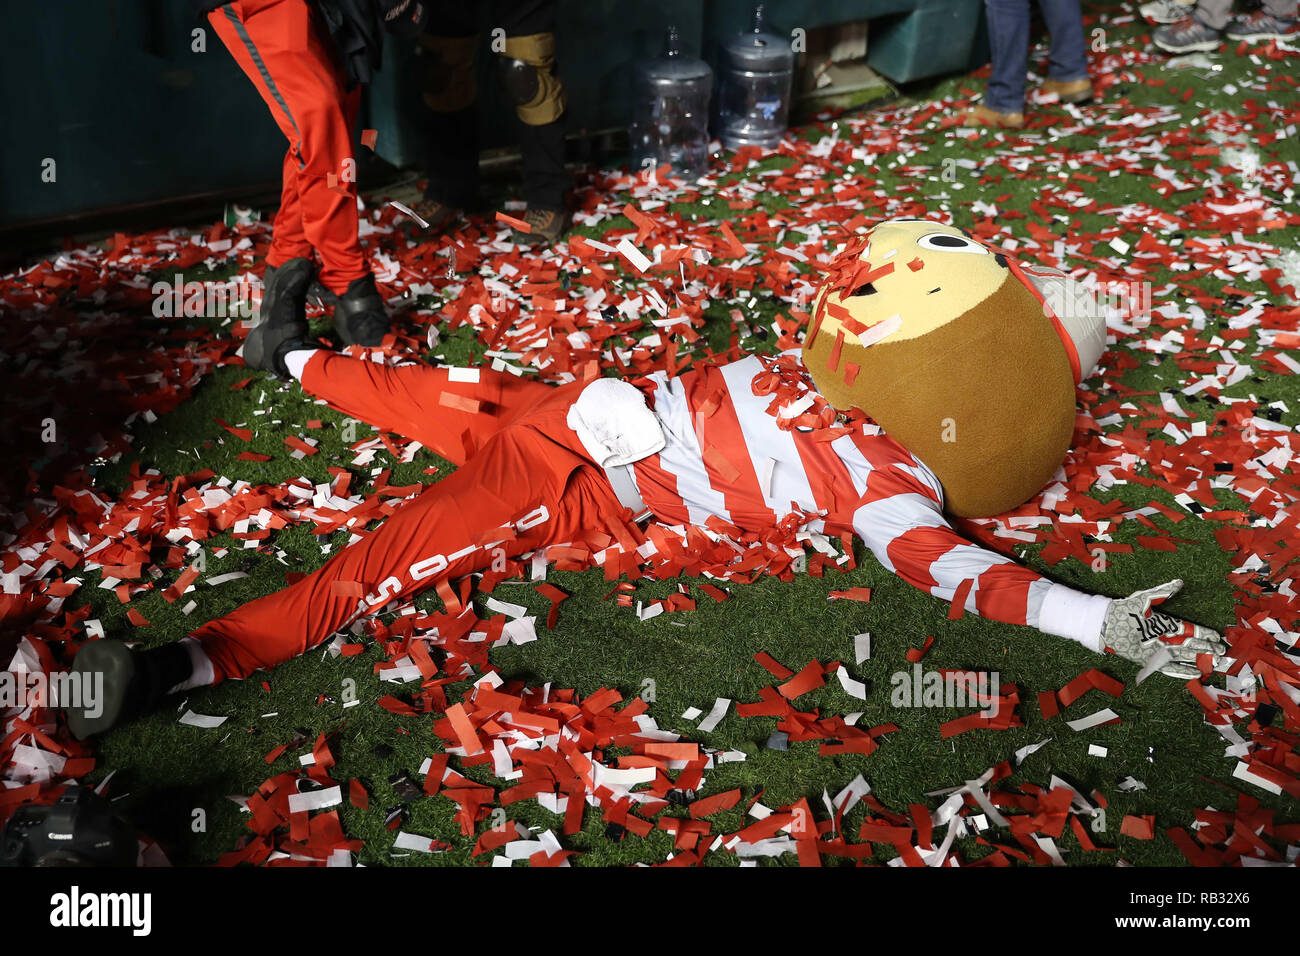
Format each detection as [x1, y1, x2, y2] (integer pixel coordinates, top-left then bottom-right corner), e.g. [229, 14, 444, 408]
[331, 273, 390, 346]
[64, 640, 192, 741]
[245, 257, 314, 377]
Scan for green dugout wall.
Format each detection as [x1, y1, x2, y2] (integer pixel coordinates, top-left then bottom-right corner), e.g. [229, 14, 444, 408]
[1, 0, 985, 231]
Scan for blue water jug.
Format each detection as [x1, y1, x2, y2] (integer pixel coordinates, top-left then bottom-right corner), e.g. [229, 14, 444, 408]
[718, 4, 793, 150]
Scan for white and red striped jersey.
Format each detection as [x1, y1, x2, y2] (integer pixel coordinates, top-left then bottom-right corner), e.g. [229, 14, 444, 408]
[629, 352, 1106, 645]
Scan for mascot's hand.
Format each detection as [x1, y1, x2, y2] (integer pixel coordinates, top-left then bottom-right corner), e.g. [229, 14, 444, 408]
[1100, 579, 1227, 680]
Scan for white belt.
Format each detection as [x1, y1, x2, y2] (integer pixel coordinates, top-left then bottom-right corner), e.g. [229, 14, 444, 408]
[603, 463, 653, 523]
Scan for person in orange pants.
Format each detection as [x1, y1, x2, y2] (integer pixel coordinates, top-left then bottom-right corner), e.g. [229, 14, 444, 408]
[203, 0, 390, 345]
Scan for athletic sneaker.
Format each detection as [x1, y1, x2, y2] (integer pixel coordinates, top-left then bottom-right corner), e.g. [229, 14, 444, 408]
[408, 196, 462, 237]
[1153, 16, 1222, 54]
[1040, 77, 1094, 103]
[961, 104, 1025, 129]
[1139, 0, 1197, 25]
[1224, 10, 1300, 42]
[512, 206, 572, 246]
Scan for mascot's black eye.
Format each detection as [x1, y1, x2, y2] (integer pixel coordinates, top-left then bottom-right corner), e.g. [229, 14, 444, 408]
[850, 282, 877, 297]
[917, 232, 989, 255]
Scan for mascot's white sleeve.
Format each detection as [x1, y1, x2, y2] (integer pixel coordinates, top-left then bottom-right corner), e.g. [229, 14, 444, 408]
[850, 459, 1111, 653]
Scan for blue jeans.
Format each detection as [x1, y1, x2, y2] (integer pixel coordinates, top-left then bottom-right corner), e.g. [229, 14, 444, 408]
[984, 0, 1089, 114]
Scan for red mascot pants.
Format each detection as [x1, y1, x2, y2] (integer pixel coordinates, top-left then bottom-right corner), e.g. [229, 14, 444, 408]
[209, 0, 369, 295]
[190, 353, 636, 682]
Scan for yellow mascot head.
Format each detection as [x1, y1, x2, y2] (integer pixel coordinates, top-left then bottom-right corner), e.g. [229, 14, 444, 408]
[802, 219, 1107, 518]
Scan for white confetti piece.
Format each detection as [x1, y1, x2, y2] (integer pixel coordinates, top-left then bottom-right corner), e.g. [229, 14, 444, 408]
[392, 831, 441, 853]
[854, 632, 871, 664]
[204, 571, 249, 587]
[835, 665, 868, 700]
[502, 616, 538, 645]
[484, 596, 527, 619]
[637, 601, 663, 621]
[697, 697, 730, 733]
[1066, 708, 1120, 731]
[616, 237, 652, 273]
[855, 313, 902, 347]
[1233, 760, 1283, 796]
[1014, 738, 1052, 765]
[178, 710, 227, 728]
[287, 785, 341, 814]
[387, 200, 429, 229]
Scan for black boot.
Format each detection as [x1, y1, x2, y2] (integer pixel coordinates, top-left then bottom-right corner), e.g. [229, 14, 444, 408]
[331, 273, 390, 346]
[244, 257, 315, 377]
[64, 640, 193, 741]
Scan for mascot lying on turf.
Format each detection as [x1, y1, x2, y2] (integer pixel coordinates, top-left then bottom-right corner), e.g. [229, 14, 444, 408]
[65, 220, 1226, 739]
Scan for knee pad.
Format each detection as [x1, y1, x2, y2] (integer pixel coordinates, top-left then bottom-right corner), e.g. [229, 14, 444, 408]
[418, 33, 478, 113]
[498, 32, 565, 126]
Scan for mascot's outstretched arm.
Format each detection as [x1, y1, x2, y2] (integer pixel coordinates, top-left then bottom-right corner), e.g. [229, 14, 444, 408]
[844, 406, 1225, 678]
[849, 456, 1226, 676]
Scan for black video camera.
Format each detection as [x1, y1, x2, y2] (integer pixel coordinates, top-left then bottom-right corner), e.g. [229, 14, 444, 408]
[0, 785, 137, 867]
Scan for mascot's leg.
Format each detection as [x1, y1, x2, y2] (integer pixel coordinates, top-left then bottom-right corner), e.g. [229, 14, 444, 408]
[288, 349, 553, 465]
[67, 427, 622, 738]
[188, 426, 608, 683]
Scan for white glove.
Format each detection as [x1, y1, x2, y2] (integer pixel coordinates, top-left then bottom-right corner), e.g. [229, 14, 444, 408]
[1099, 579, 1227, 680]
[566, 378, 665, 467]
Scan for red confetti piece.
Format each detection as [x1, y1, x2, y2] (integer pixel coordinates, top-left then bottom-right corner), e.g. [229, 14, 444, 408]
[214, 418, 252, 441]
[283, 435, 318, 456]
[1120, 815, 1156, 840]
[905, 636, 934, 663]
[948, 578, 975, 619]
[439, 391, 481, 414]
[1038, 691, 1060, 720]
[777, 660, 826, 700]
[495, 211, 530, 233]
[1057, 669, 1125, 708]
[754, 651, 793, 680]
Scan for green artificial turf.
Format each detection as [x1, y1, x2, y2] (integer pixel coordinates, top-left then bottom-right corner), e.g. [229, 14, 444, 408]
[74, 6, 1298, 866]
